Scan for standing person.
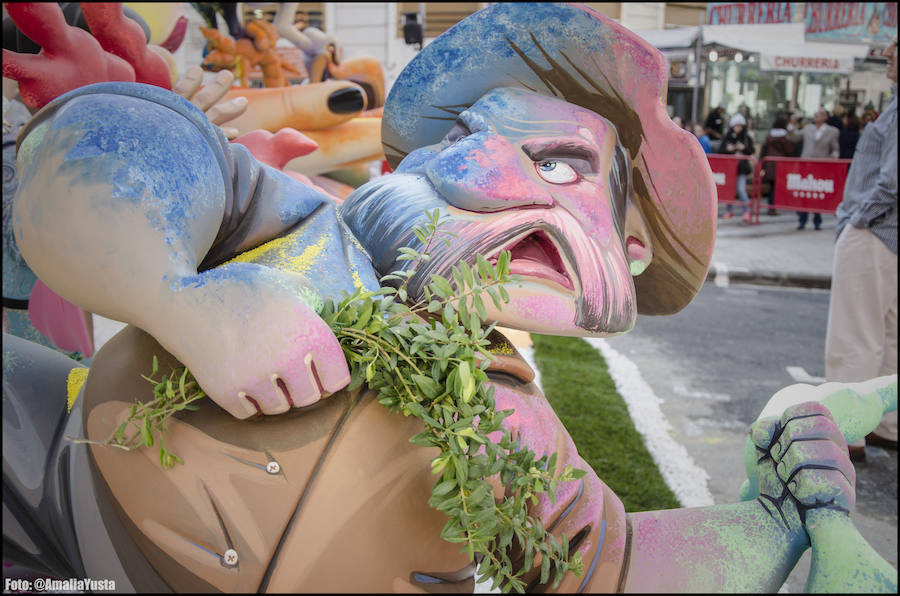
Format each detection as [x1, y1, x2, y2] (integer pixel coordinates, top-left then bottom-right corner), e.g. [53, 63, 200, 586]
[826, 37, 898, 460]
[796, 108, 840, 230]
[717, 113, 755, 223]
[704, 103, 727, 140]
[786, 111, 805, 155]
[759, 115, 794, 215]
[827, 104, 845, 130]
[839, 113, 861, 159]
[690, 121, 712, 154]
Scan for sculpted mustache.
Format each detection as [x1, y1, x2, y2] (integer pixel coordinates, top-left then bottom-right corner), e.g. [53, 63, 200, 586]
[406, 219, 581, 299]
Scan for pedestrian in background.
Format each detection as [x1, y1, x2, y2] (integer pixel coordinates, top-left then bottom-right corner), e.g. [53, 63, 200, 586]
[759, 115, 794, 216]
[704, 104, 727, 140]
[839, 112, 861, 159]
[786, 112, 805, 156]
[826, 104, 845, 130]
[825, 37, 898, 460]
[796, 107, 839, 230]
[690, 121, 711, 154]
[717, 113, 754, 224]
[861, 103, 879, 128]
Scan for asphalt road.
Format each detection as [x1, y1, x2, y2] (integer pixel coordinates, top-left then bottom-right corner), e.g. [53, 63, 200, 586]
[605, 280, 898, 593]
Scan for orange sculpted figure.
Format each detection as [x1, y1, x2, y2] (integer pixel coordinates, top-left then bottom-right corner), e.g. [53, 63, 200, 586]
[200, 20, 300, 88]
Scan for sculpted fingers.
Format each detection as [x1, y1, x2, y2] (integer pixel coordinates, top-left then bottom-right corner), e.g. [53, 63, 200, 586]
[5, 3, 70, 56]
[204, 97, 248, 128]
[769, 413, 845, 461]
[750, 416, 780, 450]
[191, 69, 237, 112]
[769, 402, 856, 512]
[172, 65, 204, 100]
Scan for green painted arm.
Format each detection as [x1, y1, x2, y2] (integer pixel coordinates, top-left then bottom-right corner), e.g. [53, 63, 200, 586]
[738, 375, 898, 593]
[625, 500, 808, 593]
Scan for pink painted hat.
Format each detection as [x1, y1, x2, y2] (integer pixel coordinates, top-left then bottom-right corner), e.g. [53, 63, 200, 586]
[382, 2, 716, 315]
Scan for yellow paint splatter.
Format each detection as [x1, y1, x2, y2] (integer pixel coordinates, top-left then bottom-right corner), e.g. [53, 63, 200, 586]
[490, 341, 515, 355]
[228, 232, 330, 277]
[67, 367, 89, 412]
[351, 268, 365, 290]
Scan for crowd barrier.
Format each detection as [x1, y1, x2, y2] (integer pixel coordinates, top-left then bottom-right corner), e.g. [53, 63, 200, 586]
[753, 157, 852, 222]
[706, 154, 759, 221]
[706, 154, 852, 225]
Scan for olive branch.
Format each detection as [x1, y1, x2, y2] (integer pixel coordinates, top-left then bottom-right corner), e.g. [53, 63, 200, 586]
[80, 208, 586, 592]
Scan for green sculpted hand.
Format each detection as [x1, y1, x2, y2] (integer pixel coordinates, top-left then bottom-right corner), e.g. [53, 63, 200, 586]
[748, 401, 852, 544]
[741, 375, 898, 593]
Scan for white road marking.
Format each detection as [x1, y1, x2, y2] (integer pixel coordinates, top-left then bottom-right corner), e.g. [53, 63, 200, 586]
[672, 381, 731, 402]
[586, 338, 716, 508]
[713, 261, 729, 287]
[785, 365, 826, 384]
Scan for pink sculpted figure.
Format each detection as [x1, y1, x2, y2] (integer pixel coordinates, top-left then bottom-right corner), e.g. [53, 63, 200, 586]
[3, 2, 896, 593]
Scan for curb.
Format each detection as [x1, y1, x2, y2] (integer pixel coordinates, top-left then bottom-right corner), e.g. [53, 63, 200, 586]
[706, 266, 831, 290]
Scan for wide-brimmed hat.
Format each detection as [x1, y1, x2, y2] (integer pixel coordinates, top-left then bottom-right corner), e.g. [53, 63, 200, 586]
[382, 2, 716, 315]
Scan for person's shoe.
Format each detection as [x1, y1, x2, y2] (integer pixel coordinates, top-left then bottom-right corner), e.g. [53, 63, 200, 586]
[796, 225, 805, 230]
[866, 432, 898, 450]
[848, 444, 866, 462]
[722, 212, 734, 220]
[742, 212, 752, 224]
[814, 226, 821, 231]
[766, 208, 779, 215]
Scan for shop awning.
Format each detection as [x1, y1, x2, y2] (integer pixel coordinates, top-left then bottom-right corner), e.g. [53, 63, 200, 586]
[638, 23, 871, 74]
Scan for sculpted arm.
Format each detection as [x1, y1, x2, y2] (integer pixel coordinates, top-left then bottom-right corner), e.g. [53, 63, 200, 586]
[12, 83, 350, 419]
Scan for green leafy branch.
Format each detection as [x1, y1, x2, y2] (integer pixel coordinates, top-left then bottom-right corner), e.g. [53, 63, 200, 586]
[88, 208, 586, 591]
[70, 356, 205, 469]
[321, 209, 587, 592]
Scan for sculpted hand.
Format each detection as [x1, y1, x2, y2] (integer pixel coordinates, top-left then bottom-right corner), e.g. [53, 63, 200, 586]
[749, 401, 855, 536]
[172, 67, 248, 139]
[160, 263, 351, 419]
[2, 2, 135, 109]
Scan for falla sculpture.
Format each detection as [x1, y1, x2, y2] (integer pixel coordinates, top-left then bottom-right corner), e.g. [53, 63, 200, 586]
[3, 2, 897, 593]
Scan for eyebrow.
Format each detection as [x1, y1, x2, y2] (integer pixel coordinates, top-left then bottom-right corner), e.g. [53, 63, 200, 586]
[522, 141, 599, 167]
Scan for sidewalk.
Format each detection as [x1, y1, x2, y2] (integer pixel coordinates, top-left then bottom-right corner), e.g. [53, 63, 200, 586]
[709, 205, 836, 288]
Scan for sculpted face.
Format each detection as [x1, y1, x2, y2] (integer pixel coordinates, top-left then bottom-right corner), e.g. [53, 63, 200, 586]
[342, 87, 652, 337]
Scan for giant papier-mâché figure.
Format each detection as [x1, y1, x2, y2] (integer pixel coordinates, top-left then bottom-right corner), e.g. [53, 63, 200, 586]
[4, 2, 897, 593]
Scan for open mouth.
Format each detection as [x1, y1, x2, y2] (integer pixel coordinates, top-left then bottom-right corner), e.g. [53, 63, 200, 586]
[500, 230, 574, 292]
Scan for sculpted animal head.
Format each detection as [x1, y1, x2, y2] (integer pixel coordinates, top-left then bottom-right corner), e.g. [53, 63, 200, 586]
[245, 19, 280, 52]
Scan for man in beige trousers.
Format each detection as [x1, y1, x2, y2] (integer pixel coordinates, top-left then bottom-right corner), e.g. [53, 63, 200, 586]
[826, 38, 898, 459]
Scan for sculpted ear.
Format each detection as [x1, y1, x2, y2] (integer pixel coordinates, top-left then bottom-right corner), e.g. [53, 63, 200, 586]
[623, 200, 653, 277]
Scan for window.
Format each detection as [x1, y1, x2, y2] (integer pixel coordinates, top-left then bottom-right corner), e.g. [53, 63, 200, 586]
[396, 3, 483, 39]
[241, 3, 326, 31]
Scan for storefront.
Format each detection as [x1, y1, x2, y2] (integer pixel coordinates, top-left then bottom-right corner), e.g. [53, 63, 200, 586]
[640, 22, 872, 143]
[642, 3, 895, 142]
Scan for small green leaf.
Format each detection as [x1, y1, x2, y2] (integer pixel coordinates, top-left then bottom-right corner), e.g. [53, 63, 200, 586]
[140, 418, 154, 448]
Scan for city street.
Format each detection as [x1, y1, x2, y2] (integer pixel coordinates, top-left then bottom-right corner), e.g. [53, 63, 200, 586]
[606, 280, 898, 592]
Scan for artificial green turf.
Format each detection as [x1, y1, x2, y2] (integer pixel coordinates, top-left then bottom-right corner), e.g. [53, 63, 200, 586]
[531, 334, 682, 513]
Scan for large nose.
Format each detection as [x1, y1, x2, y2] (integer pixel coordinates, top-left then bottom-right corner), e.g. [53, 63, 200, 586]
[423, 130, 555, 212]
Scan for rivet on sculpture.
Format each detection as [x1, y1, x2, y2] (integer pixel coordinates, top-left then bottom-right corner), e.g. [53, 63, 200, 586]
[3, 2, 898, 593]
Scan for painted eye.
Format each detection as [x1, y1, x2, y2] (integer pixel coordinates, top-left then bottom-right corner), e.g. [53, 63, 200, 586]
[535, 160, 578, 184]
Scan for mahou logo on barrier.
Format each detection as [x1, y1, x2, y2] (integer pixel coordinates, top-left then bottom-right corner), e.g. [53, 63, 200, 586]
[706, 155, 739, 203]
[772, 159, 850, 213]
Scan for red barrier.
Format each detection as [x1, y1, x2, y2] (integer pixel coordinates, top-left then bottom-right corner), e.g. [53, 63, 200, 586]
[707, 154, 759, 222]
[756, 157, 851, 220]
